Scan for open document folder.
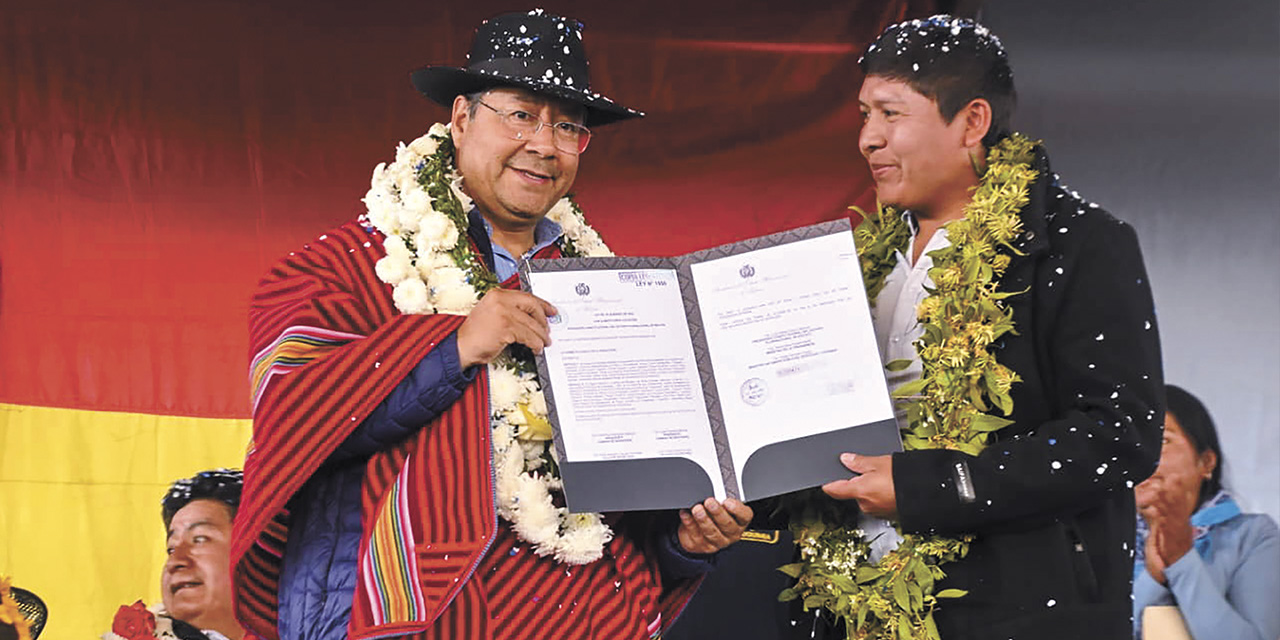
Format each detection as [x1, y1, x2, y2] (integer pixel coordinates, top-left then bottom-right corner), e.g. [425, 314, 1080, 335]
[520, 219, 900, 513]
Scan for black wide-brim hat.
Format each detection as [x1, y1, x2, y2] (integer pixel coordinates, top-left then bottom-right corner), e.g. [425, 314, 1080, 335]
[411, 9, 643, 128]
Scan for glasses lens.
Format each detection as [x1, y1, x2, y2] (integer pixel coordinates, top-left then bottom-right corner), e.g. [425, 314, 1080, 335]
[486, 101, 590, 155]
[505, 119, 537, 141]
[550, 124, 590, 155]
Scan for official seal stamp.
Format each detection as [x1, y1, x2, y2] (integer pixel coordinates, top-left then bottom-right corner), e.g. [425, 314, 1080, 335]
[740, 377, 768, 406]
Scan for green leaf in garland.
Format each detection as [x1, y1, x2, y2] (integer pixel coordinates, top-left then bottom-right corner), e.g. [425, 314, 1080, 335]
[967, 382, 989, 412]
[885, 358, 914, 372]
[892, 577, 910, 611]
[892, 378, 927, 399]
[831, 574, 858, 592]
[924, 613, 940, 640]
[896, 614, 913, 640]
[778, 562, 805, 579]
[902, 433, 931, 450]
[991, 388, 1014, 416]
[969, 413, 1014, 432]
[837, 594, 852, 613]
[935, 589, 968, 599]
[903, 403, 926, 431]
[856, 566, 884, 584]
[917, 563, 935, 593]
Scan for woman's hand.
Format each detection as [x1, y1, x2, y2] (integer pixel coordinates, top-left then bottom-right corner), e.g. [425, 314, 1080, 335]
[1136, 474, 1197, 584]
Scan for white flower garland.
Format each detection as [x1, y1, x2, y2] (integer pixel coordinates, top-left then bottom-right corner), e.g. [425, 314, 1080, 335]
[362, 123, 614, 565]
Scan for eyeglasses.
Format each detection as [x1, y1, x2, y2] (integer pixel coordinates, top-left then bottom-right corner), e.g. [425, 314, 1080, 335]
[475, 99, 592, 155]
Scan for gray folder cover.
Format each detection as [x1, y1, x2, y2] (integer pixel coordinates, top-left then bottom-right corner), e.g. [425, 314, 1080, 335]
[520, 219, 902, 513]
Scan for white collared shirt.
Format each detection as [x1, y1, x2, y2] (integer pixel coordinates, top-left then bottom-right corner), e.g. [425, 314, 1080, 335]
[872, 217, 952, 423]
[861, 214, 952, 561]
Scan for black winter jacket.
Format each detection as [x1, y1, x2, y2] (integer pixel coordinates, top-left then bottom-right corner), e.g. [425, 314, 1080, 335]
[892, 147, 1165, 640]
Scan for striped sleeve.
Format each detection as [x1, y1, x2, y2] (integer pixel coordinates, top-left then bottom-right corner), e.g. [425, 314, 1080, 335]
[230, 221, 467, 640]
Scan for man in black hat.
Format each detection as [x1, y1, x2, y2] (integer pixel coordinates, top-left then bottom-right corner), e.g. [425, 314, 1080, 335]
[784, 14, 1164, 640]
[231, 10, 750, 640]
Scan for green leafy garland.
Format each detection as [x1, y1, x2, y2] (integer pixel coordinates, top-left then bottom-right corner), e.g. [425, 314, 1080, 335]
[780, 134, 1039, 640]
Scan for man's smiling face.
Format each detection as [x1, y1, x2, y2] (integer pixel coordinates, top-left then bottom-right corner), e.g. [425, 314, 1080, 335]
[451, 86, 583, 232]
[857, 74, 974, 216]
[161, 498, 236, 630]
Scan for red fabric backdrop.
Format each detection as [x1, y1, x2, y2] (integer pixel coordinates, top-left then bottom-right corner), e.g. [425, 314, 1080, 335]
[1, 0, 937, 419]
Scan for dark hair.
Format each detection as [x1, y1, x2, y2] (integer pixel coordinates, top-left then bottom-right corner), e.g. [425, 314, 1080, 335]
[859, 15, 1017, 148]
[161, 468, 243, 530]
[464, 89, 488, 119]
[1165, 385, 1224, 506]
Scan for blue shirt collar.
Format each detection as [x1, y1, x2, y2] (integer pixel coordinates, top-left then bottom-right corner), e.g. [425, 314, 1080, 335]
[476, 210, 564, 282]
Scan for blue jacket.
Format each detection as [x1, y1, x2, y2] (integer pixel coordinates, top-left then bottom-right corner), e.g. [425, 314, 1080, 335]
[1133, 501, 1280, 640]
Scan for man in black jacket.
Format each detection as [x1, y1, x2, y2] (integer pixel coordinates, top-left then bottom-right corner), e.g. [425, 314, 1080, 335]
[810, 16, 1164, 640]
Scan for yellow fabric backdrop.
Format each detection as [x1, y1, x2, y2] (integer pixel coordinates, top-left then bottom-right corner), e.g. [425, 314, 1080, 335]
[0, 404, 252, 639]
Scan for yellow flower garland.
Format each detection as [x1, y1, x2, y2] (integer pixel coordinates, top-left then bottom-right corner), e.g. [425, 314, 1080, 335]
[781, 134, 1039, 640]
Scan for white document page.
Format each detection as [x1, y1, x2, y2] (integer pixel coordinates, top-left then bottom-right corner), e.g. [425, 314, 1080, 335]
[527, 268, 726, 499]
[689, 231, 893, 494]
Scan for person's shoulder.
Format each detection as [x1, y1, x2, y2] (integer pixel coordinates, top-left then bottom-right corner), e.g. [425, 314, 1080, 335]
[1209, 512, 1280, 562]
[1039, 176, 1130, 234]
[288, 218, 381, 257]
[261, 218, 382, 271]
[250, 218, 387, 299]
[1231, 512, 1280, 539]
[1031, 175, 1142, 260]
